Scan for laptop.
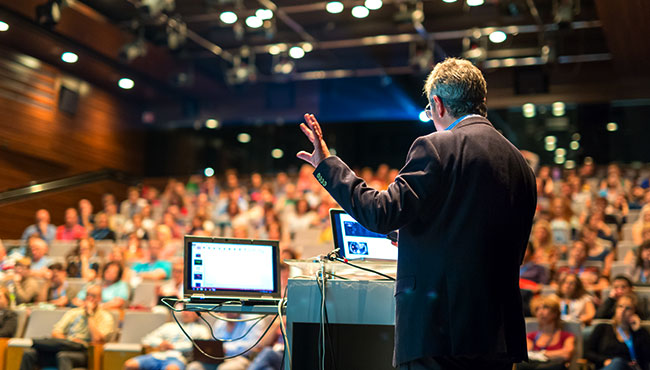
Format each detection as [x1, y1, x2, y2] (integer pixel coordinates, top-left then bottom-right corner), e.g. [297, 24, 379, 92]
[330, 209, 398, 261]
[183, 236, 282, 305]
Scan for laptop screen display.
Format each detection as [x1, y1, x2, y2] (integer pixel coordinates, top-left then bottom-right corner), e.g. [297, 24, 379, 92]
[330, 209, 398, 261]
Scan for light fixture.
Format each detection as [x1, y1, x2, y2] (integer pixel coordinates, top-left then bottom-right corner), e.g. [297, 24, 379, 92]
[271, 148, 284, 159]
[488, 31, 507, 43]
[204, 167, 215, 177]
[256, 8, 273, 20]
[552, 101, 565, 116]
[522, 103, 536, 118]
[365, 0, 383, 10]
[419, 111, 430, 122]
[205, 119, 219, 129]
[118, 78, 135, 90]
[565, 160, 576, 169]
[245, 16, 263, 28]
[237, 133, 251, 143]
[326, 2, 344, 14]
[273, 59, 294, 74]
[220, 11, 238, 24]
[466, 0, 484, 6]
[442, 0, 457, 2]
[301, 42, 313, 53]
[289, 46, 305, 59]
[555, 148, 566, 156]
[61, 52, 78, 63]
[571, 133, 581, 141]
[544, 135, 557, 145]
[570, 141, 580, 150]
[545, 142, 556, 151]
[606, 122, 618, 132]
[351, 5, 370, 18]
[0, 21, 9, 32]
[36, 0, 62, 28]
[554, 155, 566, 165]
[118, 37, 147, 63]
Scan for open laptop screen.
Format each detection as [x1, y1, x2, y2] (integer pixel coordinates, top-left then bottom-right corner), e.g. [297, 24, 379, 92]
[330, 209, 398, 261]
[184, 237, 280, 299]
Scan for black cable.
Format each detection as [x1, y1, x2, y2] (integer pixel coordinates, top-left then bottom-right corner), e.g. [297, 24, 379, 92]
[316, 275, 338, 370]
[330, 256, 396, 281]
[198, 312, 264, 342]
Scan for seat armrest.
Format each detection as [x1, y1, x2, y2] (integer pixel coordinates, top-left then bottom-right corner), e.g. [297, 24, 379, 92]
[7, 338, 33, 348]
[103, 342, 143, 352]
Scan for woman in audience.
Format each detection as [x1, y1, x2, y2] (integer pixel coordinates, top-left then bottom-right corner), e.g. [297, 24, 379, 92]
[531, 220, 559, 265]
[0, 286, 17, 337]
[520, 295, 575, 370]
[549, 197, 578, 250]
[553, 273, 596, 325]
[632, 241, 650, 285]
[66, 237, 99, 281]
[597, 276, 648, 320]
[72, 261, 129, 309]
[585, 293, 650, 370]
[521, 241, 550, 287]
[632, 208, 650, 246]
[582, 225, 615, 279]
[286, 198, 318, 236]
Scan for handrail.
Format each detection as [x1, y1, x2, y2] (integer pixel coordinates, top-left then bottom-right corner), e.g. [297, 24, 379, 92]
[0, 169, 138, 206]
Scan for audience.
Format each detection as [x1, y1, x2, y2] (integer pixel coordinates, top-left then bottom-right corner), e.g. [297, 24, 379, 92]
[21, 209, 56, 244]
[552, 273, 596, 325]
[8, 258, 40, 305]
[27, 236, 52, 278]
[632, 241, 650, 285]
[56, 208, 87, 241]
[40, 262, 70, 307]
[0, 286, 17, 337]
[131, 240, 172, 280]
[73, 261, 129, 310]
[596, 276, 647, 320]
[90, 212, 117, 241]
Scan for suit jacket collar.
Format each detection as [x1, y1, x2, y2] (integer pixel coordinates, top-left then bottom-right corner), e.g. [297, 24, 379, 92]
[452, 115, 493, 130]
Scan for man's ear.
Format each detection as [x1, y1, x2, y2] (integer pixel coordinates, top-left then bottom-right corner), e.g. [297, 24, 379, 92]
[433, 95, 445, 118]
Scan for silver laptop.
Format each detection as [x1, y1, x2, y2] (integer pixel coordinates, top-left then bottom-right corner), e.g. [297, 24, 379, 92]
[330, 209, 398, 261]
[183, 236, 282, 305]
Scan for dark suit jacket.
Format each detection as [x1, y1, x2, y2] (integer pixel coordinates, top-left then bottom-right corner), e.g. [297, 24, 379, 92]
[313, 116, 537, 366]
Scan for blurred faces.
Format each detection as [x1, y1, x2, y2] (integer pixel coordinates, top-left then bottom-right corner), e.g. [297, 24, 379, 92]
[64, 208, 78, 227]
[612, 279, 632, 299]
[36, 209, 50, 223]
[570, 241, 588, 264]
[103, 263, 120, 284]
[561, 275, 578, 296]
[149, 240, 162, 260]
[172, 263, 183, 283]
[29, 238, 48, 261]
[615, 296, 636, 324]
[85, 285, 102, 305]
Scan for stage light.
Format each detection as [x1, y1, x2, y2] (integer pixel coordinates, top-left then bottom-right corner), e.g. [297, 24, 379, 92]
[570, 141, 580, 150]
[544, 135, 557, 145]
[256, 8, 273, 20]
[552, 101, 565, 116]
[545, 142, 556, 151]
[466, 0, 484, 6]
[554, 155, 565, 165]
[118, 78, 135, 90]
[245, 15, 263, 28]
[351, 6, 370, 18]
[606, 122, 618, 132]
[522, 103, 536, 118]
[271, 148, 284, 159]
[326, 2, 344, 14]
[204, 167, 215, 177]
[0, 21, 9, 32]
[269, 45, 282, 55]
[365, 0, 383, 10]
[301, 42, 313, 53]
[571, 133, 581, 141]
[273, 60, 294, 74]
[488, 31, 506, 44]
[289, 46, 305, 59]
[565, 160, 576, 169]
[419, 111, 430, 122]
[555, 148, 566, 156]
[220, 11, 237, 24]
[205, 119, 219, 129]
[61, 52, 78, 63]
[237, 133, 251, 143]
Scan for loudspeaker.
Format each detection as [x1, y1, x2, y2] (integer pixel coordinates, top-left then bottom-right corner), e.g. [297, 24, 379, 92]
[58, 85, 79, 115]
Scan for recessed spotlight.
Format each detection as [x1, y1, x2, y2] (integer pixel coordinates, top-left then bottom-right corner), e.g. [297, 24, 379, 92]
[245, 16, 263, 28]
[204, 167, 215, 177]
[0, 21, 9, 32]
[554, 155, 566, 165]
[570, 141, 580, 150]
[419, 111, 430, 122]
[237, 133, 251, 143]
[205, 119, 219, 129]
[326, 2, 344, 14]
[467, 0, 484, 6]
[555, 148, 566, 156]
[289, 46, 305, 59]
[269, 45, 282, 55]
[442, 0, 457, 2]
[522, 103, 536, 118]
[61, 52, 78, 64]
[564, 160, 576, 169]
[488, 31, 507, 43]
[552, 101, 565, 116]
[118, 78, 134, 90]
[256, 8, 273, 20]
[351, 5, 370, 18]
[220, 11, 238, 24]
[271, 148, 284, 159]
[301, 42, 313, 53]
[571, 133, 581, 141]
[365, 0, 383, 10]
[606, 122, 618, 132]
[544, 135, 557, 145]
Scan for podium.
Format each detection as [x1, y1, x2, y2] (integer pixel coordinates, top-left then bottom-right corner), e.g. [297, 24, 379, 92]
[286, 278, 396, 370]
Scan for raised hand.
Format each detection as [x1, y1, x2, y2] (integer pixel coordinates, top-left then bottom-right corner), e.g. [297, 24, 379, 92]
[297, 113, 331, 167]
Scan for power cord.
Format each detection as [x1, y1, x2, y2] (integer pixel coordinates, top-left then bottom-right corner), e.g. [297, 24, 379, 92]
[325, 250, 396, 281]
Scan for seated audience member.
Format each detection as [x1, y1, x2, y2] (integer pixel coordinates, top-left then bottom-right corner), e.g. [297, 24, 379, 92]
[90, 212, 116, 241]
[132, 240, 172, 280]
[519, 295, 575, 370]
[624, 228, 650, 265]
[596, 276, 648, 319]
[40, 263, 70, 307]
[124, 310, 210, 370]
[588, 211, 617, 248]
[21, 209, 56, 244]
[285, 198, 318, 236]
[19, 285, 113, 370]
[66, 238, 98, 281]
[5, 258, 40, 305]
[78, 198, 94, 231]
[552, 273, 596, 325]
[549, 197, 576, 249]
[531, 220, 559, 266]
[0, 286, 17, 337]
[631, 208, 650, 246]
[631, 241, 650, 285]
[123, 213, 150, 241]
[157, 262, 183, 302]
[521, 241, 551, 286]
[582, 225, 614, 278]
[56, 208, 87, 241]
[585, 294, 650, 370]
[555, 240, 609, 292]
[0, 240, 11, 276]
[73, 261, 129, 310]
[27, 236, 52, 278]
[121, 186, 147, 219]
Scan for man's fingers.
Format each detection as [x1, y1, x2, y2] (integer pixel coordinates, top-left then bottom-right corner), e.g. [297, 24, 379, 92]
[296, 151, 313, 163]
[310, 114, 323, 138]
[300, 123, 315, 143]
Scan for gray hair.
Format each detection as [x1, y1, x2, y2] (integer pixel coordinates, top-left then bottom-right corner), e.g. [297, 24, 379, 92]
[424, 58, 487, 117]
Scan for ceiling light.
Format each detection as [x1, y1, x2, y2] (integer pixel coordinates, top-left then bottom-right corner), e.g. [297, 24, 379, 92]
[488, 31, 507, 43]
[256, 8, 273, 20]
[273, 60, 294, 74]
[245, 16, 263, 28]
[61, 52, 78, 63]
[522, 103, 536, 118]
[555, 148, 566, 156]
[554, 155, 565, 165]
[35, 0, 62, 28]
[204, 167, 215, 177]
[118, 78, 135, 90]
[442, 0, 457, 2]
[570, 141, 580, 150]
[545, 142, 556, 151]
[419, 111, 430, 122]
[289, 46, 305, 59]
[301, 42, 313, 53]
[205, 119, 219, 129]
[564, 160, 576, 169]
[571, 133, 581, 141]
[237, 133, 251, 143]
[351, 5, 370, 18]
[544, 135, 557, 145]
[220, 11, 238, 24]
[606, 122, 618, 132]
[268, 45, 282, 55]
[0, 21, 9, 32]
[326, 2, 344, 14]
[365, 0, 383, 10]
[271, 148, 284, 159]
[552, 101, 565, 116]
[466, 0, 484, 6]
